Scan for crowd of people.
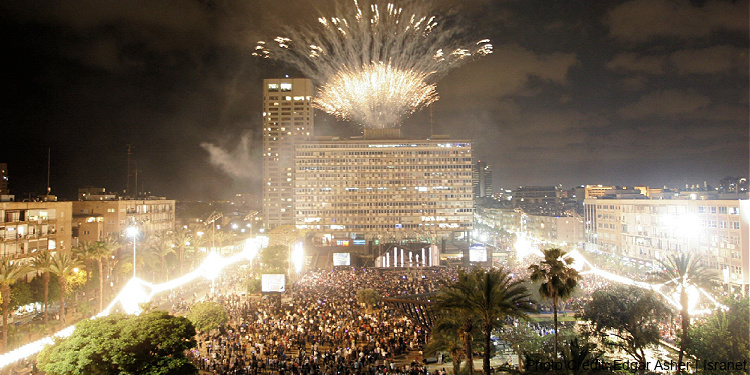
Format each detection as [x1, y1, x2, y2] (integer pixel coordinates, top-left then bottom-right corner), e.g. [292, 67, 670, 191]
[184, 267, 457, 375]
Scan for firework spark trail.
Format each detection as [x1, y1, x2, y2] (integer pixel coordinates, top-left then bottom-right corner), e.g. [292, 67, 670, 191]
[254, 0, 492, 128]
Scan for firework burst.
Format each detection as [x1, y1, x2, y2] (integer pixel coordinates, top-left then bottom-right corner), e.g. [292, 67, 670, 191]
[254, 0, 492, 129]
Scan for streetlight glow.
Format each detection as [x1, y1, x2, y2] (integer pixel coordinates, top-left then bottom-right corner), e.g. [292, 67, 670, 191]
[127, 226, 138, 278]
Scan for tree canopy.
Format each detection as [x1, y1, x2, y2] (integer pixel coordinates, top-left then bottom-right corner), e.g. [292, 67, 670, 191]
[185, 301, 229, 334]
[580, 285, 672, 368]
[38, 311, 197, 375]
[687, 297, 749, 374]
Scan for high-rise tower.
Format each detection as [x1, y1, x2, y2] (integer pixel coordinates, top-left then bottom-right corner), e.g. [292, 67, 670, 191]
[262, 78, 314, 230]
[472, 160, 492, 199]
[0, 163, 8, 195]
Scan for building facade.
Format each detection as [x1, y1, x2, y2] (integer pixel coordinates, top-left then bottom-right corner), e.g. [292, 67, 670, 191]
[294, 134, 474, 243]
[72, 199, 176, 242]
[262, 78, 314, 230]
[584, 198, 750, 293]
[0, 201, 73, 260]
[475, 206, 584, 249]
[472, 160, 493, 199]
[0, 163, 7, 195]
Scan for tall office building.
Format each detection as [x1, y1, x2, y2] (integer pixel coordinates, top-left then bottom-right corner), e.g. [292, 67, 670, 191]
[472, 160, 492, 199]
[294, 131, 474, 242]
[0, 163, 8, 195]
[262, 78, 314, 230]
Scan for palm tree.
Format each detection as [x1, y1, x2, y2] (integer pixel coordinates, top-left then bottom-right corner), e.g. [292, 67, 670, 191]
[212, 230, 232, 254]
[72, 242, 98, 299]
[0, 256, 30, 352]
[149, 237, 174, 282]
[190, 232, 207, 268]
[528, 248, 581, 357]
[170, 227, 191, 275]
[96, 235, 121, 310]
[31, 250, 53, 325]
[47, 252, 83, 327]
[651, 253, 716, 374]
[437, 268, 533, 375]
[426, 313, 471, 375]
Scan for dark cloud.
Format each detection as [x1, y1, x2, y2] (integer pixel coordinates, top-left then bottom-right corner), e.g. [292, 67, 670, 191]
[1, 0, 747, 199]
[670, 45, 749, 75]
[607, 0, 748, 42]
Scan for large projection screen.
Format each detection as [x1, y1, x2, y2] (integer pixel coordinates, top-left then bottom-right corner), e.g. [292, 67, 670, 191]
[261, 274, 286, 293]
[332, 252, 351, 266]
[469, 244, 488, 262]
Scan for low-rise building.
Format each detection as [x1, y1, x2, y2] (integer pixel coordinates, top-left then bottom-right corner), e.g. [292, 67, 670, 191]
[0, 201, 73, 260]
[72, 199, 176, 241]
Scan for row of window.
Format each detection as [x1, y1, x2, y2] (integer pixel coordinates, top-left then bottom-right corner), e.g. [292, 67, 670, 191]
[297, 143, 471, 149]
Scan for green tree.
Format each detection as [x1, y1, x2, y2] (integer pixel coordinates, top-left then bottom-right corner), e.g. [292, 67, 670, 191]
[436, 268, 533, 375]
[185, 301, 229, 334]
[95, 236, 120, 311]
[356, 288, 381, 312]
[259, 244, 290, 273]
[149, 236, 174, 282]
[497, 324, 546, 372]
[47, 252, 83, 326]
[528, 248, 581, 357]
[0, 256, 30, 352]
[581, 285, 671, 374]
[268, 225, 307, 275]
[651, 253, 716, 373]
[32, 250, 54, 325]
[170, 227, 191, 275]
[426, 313, 476, 375]
[10, 281, 33, 310]
[37, 310, 197, 375]
[73, 242, 99, 299]
[189, 232, 207, 268]
[687, 297, 749, 374]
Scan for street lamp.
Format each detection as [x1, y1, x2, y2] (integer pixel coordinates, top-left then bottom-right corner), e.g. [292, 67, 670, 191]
[126, 226, 138, 278]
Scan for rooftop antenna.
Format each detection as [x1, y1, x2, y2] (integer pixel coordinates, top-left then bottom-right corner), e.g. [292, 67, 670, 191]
[126, 144, 133, 197]
[46, 148, 51, 195]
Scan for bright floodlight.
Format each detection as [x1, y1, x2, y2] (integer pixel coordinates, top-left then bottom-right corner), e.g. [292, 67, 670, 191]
[514, 235, 540, 261]
[119, 278, 150, 315]
[242, 238, 260, 261]
[292, 242, 304, 273]
[126, 226, 138, 237]
[201, 252, 225, 280]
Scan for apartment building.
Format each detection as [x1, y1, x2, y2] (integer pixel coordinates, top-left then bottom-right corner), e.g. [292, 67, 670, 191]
[72, 199, 176, 242]
[0, 201, 73, 260]
[584, 198, 750, 293]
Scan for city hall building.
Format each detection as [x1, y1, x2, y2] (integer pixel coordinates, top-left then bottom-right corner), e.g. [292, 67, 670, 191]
[294, 129, 474, 244]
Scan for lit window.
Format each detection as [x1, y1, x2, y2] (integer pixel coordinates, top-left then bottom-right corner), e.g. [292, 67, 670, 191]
[268, 83, 279, 91]
[280, 83, 292, 91]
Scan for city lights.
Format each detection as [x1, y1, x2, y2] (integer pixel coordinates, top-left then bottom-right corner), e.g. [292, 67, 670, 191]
[565, 249, 727, 316]
[0, 237, 264, 369]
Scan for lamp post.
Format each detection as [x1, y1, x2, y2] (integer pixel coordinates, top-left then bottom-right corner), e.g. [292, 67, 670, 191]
[126, 226, 138, 278]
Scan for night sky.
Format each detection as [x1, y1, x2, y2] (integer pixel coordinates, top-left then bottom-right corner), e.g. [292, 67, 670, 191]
[1, 0, 747, 202]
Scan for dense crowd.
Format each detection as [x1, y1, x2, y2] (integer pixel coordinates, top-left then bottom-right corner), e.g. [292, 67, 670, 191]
[186, 267, 457, 375]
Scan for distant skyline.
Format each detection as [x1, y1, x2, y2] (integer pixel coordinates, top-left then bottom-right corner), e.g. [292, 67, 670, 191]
[1, 0, 747, 201]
